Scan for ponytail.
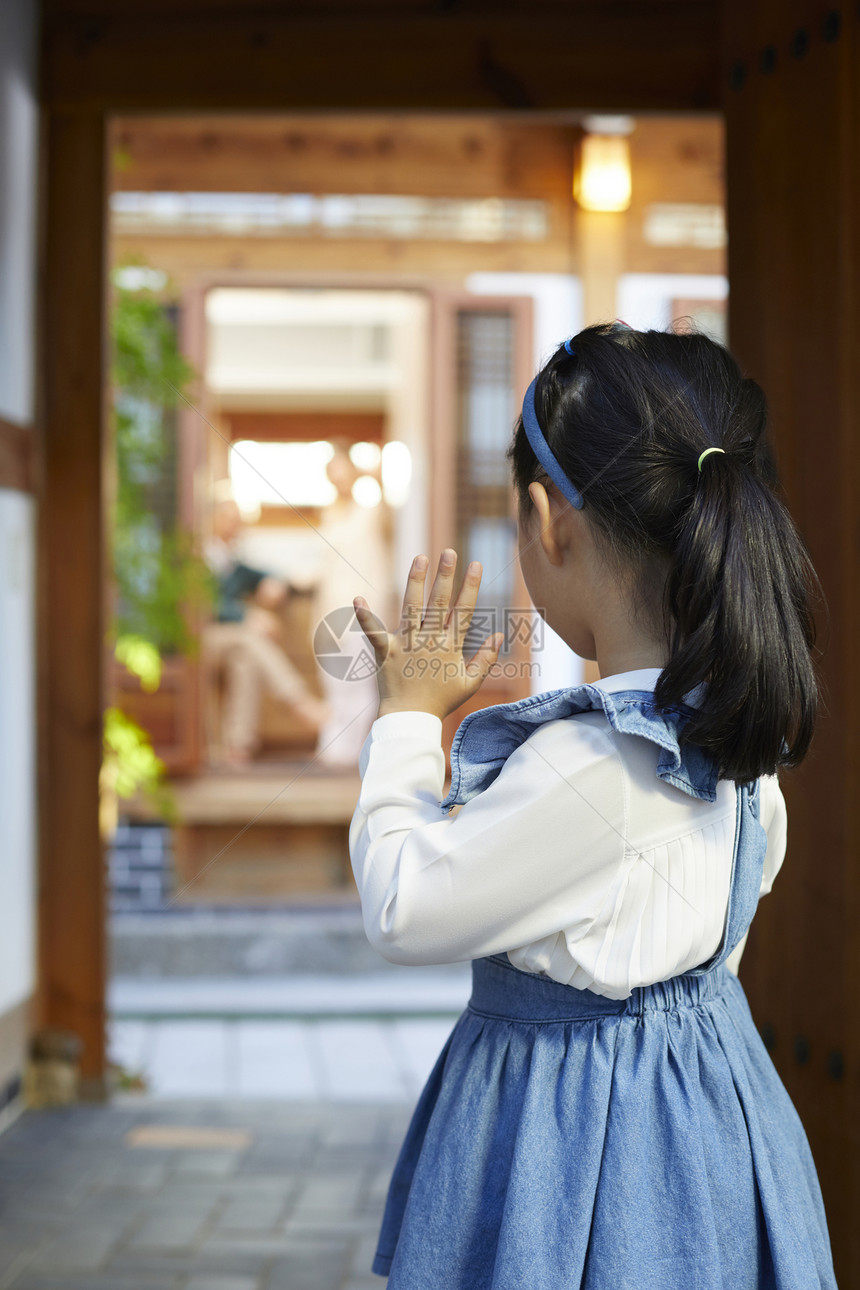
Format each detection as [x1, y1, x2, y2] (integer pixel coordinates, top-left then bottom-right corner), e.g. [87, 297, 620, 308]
[654, 444, 823, 782]
[506, 321, 827, 784]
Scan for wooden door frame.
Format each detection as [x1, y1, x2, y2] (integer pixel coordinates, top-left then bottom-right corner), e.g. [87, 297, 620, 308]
[37, 195, 541, 1088]
[171, 272, 536, 773]
[35, 0, 723, 1092]
[428, 289, 536, 749]
[37, 105, 109, 1097]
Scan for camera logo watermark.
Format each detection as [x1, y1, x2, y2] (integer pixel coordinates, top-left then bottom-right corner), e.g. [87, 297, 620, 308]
[313, 606, 383, 681]
[313, 606, 545, 681]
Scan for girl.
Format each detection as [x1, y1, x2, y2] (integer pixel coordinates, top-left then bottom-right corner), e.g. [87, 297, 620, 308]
[349, 321, 837, 1289]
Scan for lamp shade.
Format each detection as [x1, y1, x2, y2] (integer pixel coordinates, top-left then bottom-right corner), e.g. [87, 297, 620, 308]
[574, 134, 632, 212]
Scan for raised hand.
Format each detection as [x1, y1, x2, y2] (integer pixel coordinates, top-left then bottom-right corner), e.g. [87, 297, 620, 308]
[353, 548, 504, 721]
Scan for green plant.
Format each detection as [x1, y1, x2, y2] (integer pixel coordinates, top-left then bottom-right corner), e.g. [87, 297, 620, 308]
[101, 634, 178, 831]
[110, 266, 214, 655]
[104, 262, 214, 820]
[102, 706, 177, 825]
[114, 633, 162, 692]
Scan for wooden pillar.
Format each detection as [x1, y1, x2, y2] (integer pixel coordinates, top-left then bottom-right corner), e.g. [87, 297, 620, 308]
[36, 106, 108, 1096]
[722, 3, 859, 1280]
[576, 209, 625, 328]
[576, 209, 624, 684]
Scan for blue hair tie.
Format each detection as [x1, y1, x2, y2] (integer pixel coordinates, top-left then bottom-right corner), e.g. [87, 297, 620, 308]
[521, 376, 584, 510]
[564, 337, 576, 355]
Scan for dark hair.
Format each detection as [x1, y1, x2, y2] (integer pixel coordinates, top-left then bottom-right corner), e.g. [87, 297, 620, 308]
[506, 320, 827, 785]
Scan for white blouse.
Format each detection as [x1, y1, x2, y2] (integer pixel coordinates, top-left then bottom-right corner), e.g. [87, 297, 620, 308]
[348, 667, 787, 999]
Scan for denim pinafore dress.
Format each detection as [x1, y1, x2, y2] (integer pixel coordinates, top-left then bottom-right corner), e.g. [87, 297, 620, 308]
[371, 682, 838, 1289]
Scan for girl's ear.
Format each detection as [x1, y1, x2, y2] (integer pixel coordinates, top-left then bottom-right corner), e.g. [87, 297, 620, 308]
[527, 480, 566, 567]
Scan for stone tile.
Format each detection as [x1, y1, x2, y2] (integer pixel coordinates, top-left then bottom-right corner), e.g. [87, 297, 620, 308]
[13, 1278, 182, 1290]
[127, 1124, 252, 1150]
[235, 1023, 321, 1100]
[263, 1236, 352, 1290]
[366, 1167, 396, 1206]
[28, 1223, 119, 1271]
[311, 1023, 409, 1102]
[217, 1192, 287, 1232]
[135, 1179, 226, 1207]
[233, 1156, 310, 1178]
[0, 1101, 411, 1288]
[388, 1019, 452, 1097]
[0, 1247, 40, 1284]
[124, 1208, 214, 1253]
[95, 1158, 171, 1191]
[171, 1150, 243, 1177]
[281, 1217, 379, 1240]
[184, 1278, 260, 1290]
[318, 1109, 385, 1148]
[130, 1001, 439, 1104]
[106, 1019, 150, 1075]
[146, 1022, 230, 1097]
[350, 1230, 382, 1278]
[109, 1250, 267, 1277]
[289, 1169, 367, 1219]
[192, 1236, 309, 1258]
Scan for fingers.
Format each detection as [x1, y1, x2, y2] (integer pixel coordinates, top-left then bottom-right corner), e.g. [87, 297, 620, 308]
[423, 548, 457, 635]
[397, 549, 478, 646]
[465, 632, 505, 680]
[353, 598, 389, 658]
[447, 559, 482, 646]
[399, 554, 429, 646]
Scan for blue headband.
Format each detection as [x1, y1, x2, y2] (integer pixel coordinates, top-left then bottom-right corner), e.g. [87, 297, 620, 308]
[521, 342, 584, 510]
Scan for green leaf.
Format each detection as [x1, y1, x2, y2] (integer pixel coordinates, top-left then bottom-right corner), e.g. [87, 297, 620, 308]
[107, 258, 216, 657]
[114, 634, 162, 692]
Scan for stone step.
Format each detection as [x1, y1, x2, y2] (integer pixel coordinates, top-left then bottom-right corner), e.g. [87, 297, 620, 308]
[109, 908, 470, 980]
[109, 971, 472, 1018]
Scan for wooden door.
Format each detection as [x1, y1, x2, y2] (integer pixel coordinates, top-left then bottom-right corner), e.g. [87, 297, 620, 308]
[429, 292, 537, 764]
[722, 2, 860, 1281]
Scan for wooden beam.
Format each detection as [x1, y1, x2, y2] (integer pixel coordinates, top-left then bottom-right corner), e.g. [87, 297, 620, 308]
[36, 106, 108, 1096]
[722, 0, 859, 1281]
[43, 4, 720, 113]
[222, 411, 386, 443]
[0, 418, 36, 492]
[111, 233, 581, 287]
[109, 115, 578, 200]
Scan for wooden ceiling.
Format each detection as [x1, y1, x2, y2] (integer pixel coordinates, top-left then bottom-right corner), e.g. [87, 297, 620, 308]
[42, 1, 722, 112]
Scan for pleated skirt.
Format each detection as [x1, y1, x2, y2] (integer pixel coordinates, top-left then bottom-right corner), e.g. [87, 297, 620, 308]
[372, 953, 837, 1289]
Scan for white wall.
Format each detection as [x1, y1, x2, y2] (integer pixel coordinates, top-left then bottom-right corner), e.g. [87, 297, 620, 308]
[0, 491, 36, 1016]
[0, 0, 38, 425]
[466, 273, 586, 693]
[617, 273, 728, 337]
[207, 287, 430, 624]
[385, 293, 431, 612]
[0, 0, 38, 1024]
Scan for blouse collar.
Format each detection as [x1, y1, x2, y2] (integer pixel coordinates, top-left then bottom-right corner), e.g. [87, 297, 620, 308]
[589, 666, 665, 694]
[591, 666, 707, 709]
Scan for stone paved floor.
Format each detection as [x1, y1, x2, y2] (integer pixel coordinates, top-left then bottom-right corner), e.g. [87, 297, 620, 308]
[106, 963, 470, 1102]
[108, 1016, 456, 1102]
[0, 1097, 413, 1288]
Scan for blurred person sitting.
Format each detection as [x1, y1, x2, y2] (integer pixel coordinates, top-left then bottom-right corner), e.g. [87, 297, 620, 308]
[309, 440, 396, 771]
[202, 497, 329, 765]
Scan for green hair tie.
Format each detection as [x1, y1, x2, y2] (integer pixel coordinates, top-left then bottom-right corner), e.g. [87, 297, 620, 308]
[697, 447, 727, 473]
